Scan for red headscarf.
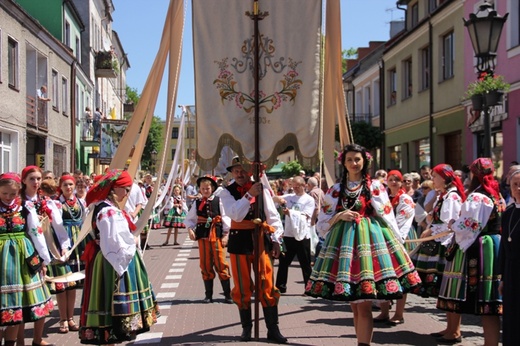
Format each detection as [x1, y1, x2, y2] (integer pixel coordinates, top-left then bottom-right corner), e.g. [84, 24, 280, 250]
[387, 170, 405, 207]
[0, 172, 22, 184]
[387, 170, 403, 181]
[59, 175, 76, 186]
[432, 164, 467, 201]
[21, 166, 42, 181]
[470, 158, 499, 200]
[85, 169, 133, 206]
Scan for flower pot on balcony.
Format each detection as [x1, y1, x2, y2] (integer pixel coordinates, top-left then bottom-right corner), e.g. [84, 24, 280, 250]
[484, 90, 503, 107]
[471, 94, 484, 111]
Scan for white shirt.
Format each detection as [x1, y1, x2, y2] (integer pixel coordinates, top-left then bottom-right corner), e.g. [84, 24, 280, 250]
[279, 193, 315, 239]
[124, 183, 148, 222]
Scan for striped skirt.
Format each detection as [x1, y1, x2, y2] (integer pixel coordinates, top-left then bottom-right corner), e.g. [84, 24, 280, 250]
[410, 243, 446, 298]
[305, 216, 421, 301]
[0, 232, 54, 326]
[437, 233, 502, 315]
[163, 208, 186, 228]
[79, 242, 160, 344]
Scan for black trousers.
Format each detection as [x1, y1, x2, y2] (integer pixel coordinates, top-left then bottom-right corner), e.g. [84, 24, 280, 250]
[276, 237, 312, 290]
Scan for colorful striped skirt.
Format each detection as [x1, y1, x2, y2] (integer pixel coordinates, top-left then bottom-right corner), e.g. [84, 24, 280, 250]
[305, 216, 421, 301]
[437, 233, 502, 315]
[410, 243, 446, 298]
[163, 208, 186, 229]
[79, 242, 159, 344]
[0, 232, 54, 326]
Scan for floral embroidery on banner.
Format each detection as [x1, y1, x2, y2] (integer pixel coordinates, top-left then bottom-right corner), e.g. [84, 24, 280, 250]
[213, 33, 304, 114]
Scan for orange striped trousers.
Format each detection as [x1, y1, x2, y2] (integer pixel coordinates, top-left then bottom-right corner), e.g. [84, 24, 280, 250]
[229, 253, 280, 309]
[197, 238, 230, 281]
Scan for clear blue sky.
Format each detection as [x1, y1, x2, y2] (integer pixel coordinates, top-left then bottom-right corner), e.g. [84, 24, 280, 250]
[113, 0, 402, 119]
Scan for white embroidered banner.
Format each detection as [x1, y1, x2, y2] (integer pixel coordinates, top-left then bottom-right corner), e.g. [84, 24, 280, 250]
[193, 0, 323, 170]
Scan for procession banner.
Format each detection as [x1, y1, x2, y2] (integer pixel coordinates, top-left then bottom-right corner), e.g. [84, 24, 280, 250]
[99, 119, 128, 165]
[193, 0, 323, 170]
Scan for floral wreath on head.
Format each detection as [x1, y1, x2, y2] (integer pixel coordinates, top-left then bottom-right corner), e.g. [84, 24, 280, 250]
[336, 149, 374, 168]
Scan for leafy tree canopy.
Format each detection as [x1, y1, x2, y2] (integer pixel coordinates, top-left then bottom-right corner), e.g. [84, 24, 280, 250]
[282, 160, 303, 178]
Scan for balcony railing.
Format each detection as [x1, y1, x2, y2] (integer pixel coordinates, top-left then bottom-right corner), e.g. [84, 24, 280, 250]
[95, 51, 119, 78]
[349, 113, 377, 124]
[26, 96, 48, 131]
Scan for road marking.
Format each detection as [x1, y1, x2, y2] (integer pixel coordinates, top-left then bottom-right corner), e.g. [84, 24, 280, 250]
[156, 292, 176, 299]
[156, 315, 168, 325]
[179, 249, 191, 253]
[174, 257, 188, 261]
[169, 268, 184, 272]
[165, 275, 182, 280]
[172, 262, 186, 266]
[177, 253, 190, 257]
[134, 332, 163, 344]
[158, 302, 172, 310]
[161, 282, 179, 289]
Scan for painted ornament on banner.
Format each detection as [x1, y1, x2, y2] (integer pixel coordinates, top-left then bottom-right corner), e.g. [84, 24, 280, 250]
[213, 34, 303, 114]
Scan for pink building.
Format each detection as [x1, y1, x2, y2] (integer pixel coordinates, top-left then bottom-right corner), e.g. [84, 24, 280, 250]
[463, 0, 520, 178]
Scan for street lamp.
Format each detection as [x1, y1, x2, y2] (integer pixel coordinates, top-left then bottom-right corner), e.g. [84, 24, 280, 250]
[151, 149, 158, 176]
[464, 1, 508, 158]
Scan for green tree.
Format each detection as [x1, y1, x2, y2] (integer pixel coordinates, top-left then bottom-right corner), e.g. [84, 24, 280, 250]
[125, 85, 163, 172]
[350, 121, 381, 151]
[144, 116, 164, 172]
[282, 160, 303, 178]
[126, 86, 139, 104]
[342, 48, 358, 73]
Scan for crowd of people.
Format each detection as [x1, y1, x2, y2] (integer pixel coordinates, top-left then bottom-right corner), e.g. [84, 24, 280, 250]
[1, 146, 519, 345]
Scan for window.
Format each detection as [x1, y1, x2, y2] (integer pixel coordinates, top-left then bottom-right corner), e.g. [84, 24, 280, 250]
[420, 46, 430, 91]
[65, 21, 71, 47]
[388, 68, 397, 106]
[171, 148, 176, 160]
[75, 37, 81, 63]
[411, 3, 419, 27]
[364, 86, 371, 121]
[62, 77, 68, 115]
[442, 31, 454, 80]
[52, 70, 59, 110]
[0, 29, 2, 83]
[403, 58, 413, 98]
[428, 0, 438, 13]
[53, 144, 66, 176]
[509, 0, 520, 48]
[0, 131, 14, 172]
[8, 37, 18, 88]
[187, 126, 195, 139]
[172, 127, 179, 139]
[373, 80, 380, 117]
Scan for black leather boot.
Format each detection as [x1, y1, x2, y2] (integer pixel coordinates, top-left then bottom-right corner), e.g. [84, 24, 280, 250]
[203, 280, 213, 303]
[221, 279, 233, 304]
[263, 306, 287, 344]
[239, 309, 252, 341]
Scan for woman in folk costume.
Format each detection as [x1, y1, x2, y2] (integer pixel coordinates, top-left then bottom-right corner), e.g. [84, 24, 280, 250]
[0, 173, 55, 346]
[499, 168, 520, 345]
[411, 164, 465, 342]
[437, 158, 504, 345]
[373, 170, 417, 326]
[162, 184, 187, 246]
[49, 175, 89, 334]
[79, 169, 159, 345]
[305, 144, 421, 346]
[22, 166, 70, 345]
[185, 175, 232, 304]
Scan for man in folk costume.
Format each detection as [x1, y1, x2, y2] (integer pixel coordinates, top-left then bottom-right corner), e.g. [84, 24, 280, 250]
[185, 175, 232, 304]
[219, 157, 287, 344]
